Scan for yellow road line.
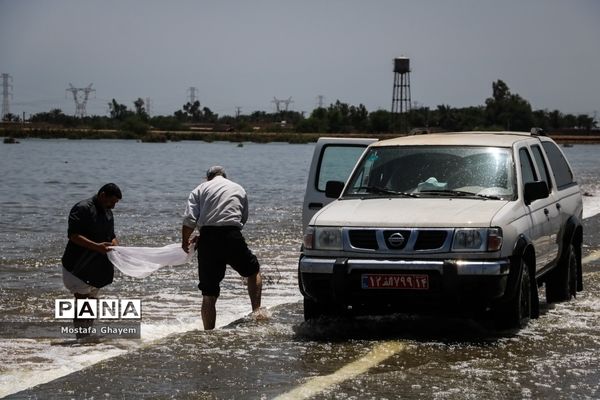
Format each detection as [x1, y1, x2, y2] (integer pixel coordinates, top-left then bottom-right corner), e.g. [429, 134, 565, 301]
[276, 247, 599, 399]
[274, 341, 406, 400]
[582, 250, 600, 265]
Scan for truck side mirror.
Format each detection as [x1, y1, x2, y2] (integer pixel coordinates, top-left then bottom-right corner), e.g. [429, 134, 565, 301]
[524, 181, 549, 205]
[325, 181, 345, 198]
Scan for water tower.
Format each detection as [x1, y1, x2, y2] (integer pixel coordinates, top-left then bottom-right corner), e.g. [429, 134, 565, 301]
[391, 57, 411, 132]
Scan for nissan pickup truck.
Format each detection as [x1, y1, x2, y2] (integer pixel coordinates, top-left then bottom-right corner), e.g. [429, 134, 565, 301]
[299, 131, 583, 329]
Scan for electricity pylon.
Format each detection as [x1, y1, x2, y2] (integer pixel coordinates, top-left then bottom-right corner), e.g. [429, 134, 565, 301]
[66, 83, 95, 117]
[1, 73, 13, 119]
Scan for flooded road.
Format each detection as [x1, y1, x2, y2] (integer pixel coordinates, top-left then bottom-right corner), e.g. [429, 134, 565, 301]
[11, 215, 600, 399]
[2, 140, 600, 399]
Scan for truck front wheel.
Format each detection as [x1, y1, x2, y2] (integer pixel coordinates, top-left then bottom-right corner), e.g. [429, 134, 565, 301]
[303, 297, 324, 321]
[496, 260, 532, 330]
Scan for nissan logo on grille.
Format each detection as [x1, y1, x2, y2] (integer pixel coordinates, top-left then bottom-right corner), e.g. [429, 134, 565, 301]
[387, 232, 405, 248]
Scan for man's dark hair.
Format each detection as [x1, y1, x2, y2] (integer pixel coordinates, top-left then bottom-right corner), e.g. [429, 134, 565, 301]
[98, 183, 122, 199]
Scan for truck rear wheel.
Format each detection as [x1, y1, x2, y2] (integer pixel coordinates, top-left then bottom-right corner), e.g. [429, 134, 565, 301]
[546, 243, 577, 303]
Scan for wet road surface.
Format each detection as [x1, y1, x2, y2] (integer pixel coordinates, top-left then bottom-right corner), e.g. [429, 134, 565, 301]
[8, 217, 600, 400]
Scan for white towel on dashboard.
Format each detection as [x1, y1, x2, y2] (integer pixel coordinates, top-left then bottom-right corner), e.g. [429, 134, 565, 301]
[107, 243, 192, 278]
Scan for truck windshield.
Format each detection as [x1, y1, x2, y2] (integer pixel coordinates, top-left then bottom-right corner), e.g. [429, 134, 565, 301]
[344, 146, 516, 200]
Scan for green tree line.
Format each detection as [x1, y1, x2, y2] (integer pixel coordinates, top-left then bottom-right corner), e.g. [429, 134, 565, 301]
[9, 80, 598, 134]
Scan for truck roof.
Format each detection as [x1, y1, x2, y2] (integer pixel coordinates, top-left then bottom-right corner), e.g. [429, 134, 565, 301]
[372, 131, 538, 148]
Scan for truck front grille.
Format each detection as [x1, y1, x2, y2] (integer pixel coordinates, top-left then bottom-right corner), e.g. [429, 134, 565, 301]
[414, 230, 448, 250]
[348, 230, 378, 250]
[344, 228, 452, 253]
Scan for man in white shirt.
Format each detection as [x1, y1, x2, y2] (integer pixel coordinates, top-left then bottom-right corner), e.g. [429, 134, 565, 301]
[181, 166, 262, 330]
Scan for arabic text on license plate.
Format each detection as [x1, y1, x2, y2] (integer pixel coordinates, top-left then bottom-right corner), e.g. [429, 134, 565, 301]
[361, 274, 429, 290]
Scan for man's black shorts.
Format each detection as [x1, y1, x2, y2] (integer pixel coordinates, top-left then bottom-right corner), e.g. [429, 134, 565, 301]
[197, 226, 260, 297]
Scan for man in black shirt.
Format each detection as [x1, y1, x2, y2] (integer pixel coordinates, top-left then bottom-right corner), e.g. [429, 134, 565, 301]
[61, 183, 122, 337]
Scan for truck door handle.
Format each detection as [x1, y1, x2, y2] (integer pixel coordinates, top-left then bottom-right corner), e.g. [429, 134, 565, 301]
[544, 208, 549, 215]
[556, 203, 561, 210]
[308, 202, 323, 210]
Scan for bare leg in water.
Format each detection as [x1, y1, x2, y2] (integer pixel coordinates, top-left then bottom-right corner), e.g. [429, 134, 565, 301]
[201, 271, 264, 330]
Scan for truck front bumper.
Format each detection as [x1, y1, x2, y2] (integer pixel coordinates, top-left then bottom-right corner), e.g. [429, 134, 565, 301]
[299, 256, 512, 313]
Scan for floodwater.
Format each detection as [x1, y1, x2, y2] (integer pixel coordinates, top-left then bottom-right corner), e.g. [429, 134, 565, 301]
[1, 139, 599, 399]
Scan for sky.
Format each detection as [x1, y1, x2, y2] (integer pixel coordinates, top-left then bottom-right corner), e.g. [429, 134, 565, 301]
[1, 0, 599, 118]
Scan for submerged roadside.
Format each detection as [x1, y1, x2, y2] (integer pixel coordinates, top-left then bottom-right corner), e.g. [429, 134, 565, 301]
[8, 215, 600, 399]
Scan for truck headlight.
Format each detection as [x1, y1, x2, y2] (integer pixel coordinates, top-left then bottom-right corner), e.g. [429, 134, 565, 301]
[452, 228, 502, 252]
[453, 229, 484, 251]
[314, 227, 343, 250]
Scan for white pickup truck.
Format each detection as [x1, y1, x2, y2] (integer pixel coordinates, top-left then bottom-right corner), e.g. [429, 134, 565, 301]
[299, 131, 583, 329]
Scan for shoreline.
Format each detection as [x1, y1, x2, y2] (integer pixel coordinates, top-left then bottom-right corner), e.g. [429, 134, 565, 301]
[2, 127, 600, 145]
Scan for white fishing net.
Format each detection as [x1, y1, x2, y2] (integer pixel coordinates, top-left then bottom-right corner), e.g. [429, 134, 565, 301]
[107, 243, 193, 278]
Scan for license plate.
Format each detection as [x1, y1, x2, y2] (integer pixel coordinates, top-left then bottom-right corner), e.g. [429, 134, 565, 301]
[361, 273, 429, 290]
